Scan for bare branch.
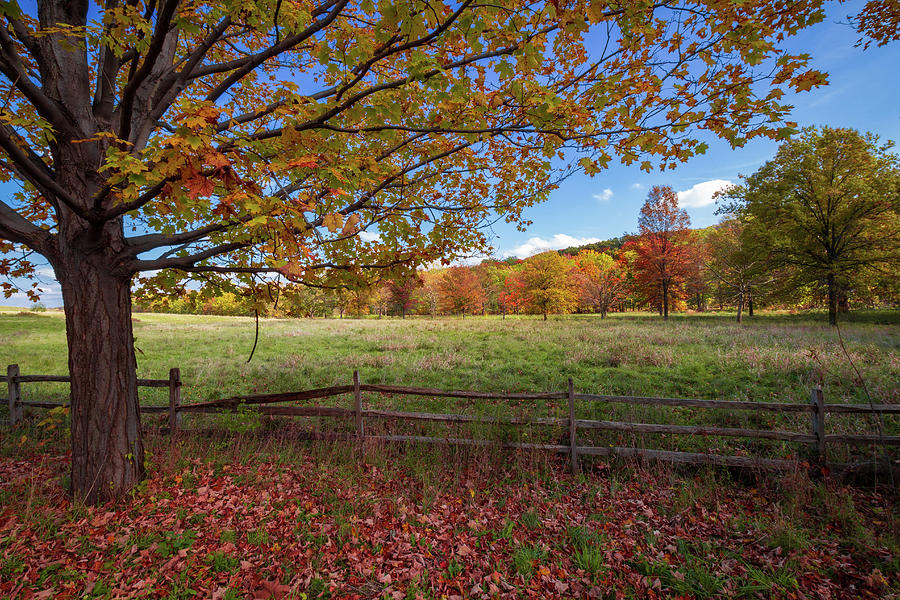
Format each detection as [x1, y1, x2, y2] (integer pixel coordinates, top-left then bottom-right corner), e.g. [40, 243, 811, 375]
[0, 23, 74, 136]
[117, 0, 180, 143]
[127, 216, 252, 254]
[0, 197, 51, 249]
[0, 125, 89, 220]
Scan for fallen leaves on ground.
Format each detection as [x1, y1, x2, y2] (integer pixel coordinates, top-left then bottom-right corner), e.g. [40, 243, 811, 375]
[0, 447, 896, 599]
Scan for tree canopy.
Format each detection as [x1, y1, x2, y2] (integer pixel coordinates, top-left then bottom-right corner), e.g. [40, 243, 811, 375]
[520, 250, 575, 319]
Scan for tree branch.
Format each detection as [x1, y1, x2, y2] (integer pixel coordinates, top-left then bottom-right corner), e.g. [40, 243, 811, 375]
[203, 0, 348, 103]
[0, 125, 89, 220]
[98, 177, 172, 220]
[0, 197, 51, 249]
[128, 240, 251, 273]
[127, 216, 252, 254]
[117, 0, 180, 143]
[0, 23, 74, 136]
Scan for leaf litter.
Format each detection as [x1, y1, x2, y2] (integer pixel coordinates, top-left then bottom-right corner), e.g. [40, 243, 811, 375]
[0, 448, 896, 599]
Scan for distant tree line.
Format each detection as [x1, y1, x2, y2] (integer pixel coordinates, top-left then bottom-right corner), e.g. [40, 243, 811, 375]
[135, 127, 899, 324]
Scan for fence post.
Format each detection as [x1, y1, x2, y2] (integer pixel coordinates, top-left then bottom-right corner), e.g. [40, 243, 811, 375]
[7, 364, 21, 426]
[810, 387, 826, 464]
[168, 368, 181, 438]
[568, 377, 579, 475]
[354, 370, 363, 439]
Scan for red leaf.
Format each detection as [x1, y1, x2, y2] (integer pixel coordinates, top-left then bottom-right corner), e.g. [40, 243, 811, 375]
[253, 580, 291, 600]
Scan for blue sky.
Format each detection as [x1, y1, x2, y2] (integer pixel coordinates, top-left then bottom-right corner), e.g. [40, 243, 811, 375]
[4, 1, 899, 306]
[491, 0, 900, 259]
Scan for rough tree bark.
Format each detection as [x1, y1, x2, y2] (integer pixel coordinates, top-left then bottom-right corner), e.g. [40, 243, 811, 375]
[53, 211, 144, 503]
[60, 266, 143, 504]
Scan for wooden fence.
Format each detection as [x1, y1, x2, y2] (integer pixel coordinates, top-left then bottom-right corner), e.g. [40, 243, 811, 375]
[4, 364, 899, 473]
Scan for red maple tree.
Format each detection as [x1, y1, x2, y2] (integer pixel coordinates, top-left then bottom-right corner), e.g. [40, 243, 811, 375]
[633, 186, 693, 319]
[498, 268, 529, 316]
[439, 267, 485, 316]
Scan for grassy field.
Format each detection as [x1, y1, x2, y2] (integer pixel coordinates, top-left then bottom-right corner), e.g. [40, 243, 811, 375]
[1, 309, 898, 598]
[3, 308, 898, 440]
[3, 308, 898, 402]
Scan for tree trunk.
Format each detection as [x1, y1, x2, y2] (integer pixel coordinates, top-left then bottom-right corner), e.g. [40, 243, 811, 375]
[662, 282, 669, 320]
[748, 292, 754, 317]
[696, 292, 702, 312]
[827, 273, 838, 326]
[542, 310, 547, 321]
[736, 290, 744, 324]
[59, 260, 144, 505]
[837, 286, 849, 313]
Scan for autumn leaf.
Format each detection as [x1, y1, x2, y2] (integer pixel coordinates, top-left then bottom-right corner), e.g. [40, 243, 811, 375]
[186, 175, 215, 200]
[253, 580, 291, 600]
[286, 156, 319, 169]
[322, 213, 343, 233]
[341, 214, 361, 236]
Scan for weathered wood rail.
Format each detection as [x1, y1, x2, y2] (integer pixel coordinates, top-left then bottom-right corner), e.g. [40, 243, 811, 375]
[4, 365, 899, 472]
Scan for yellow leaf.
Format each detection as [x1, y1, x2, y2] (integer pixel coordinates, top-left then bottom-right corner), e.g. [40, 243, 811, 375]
[323, 213, 343, 233]
[341, 214, 360, 235]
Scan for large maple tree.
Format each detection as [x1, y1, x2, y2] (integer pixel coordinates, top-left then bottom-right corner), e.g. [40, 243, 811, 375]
[0, 0, 829, 502]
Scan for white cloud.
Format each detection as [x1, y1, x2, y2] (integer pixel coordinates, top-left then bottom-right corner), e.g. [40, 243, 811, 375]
[592, 188, 613, 202]
[676, 179, 733, 208]
[357, 231, 381, 243]
[3, 287, 63, 308]
[503, 234, 602, 259]
[631, 183, 643, 190]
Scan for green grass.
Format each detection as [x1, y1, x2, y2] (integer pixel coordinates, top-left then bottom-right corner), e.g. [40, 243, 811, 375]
[2, 309, 896, 404]
[512, 544, 547, 579]
[205, 550, 240, 574]
[3, 309, 897, 462]
[572, 544, 605, 577]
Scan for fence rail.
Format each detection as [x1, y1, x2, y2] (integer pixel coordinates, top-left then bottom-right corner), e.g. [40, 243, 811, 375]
[4, 364, 899, 471]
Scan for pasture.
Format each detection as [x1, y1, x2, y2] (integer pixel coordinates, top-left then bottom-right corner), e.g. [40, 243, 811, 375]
[1, 309, 898, 598]
[3, 309, 898, 405]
